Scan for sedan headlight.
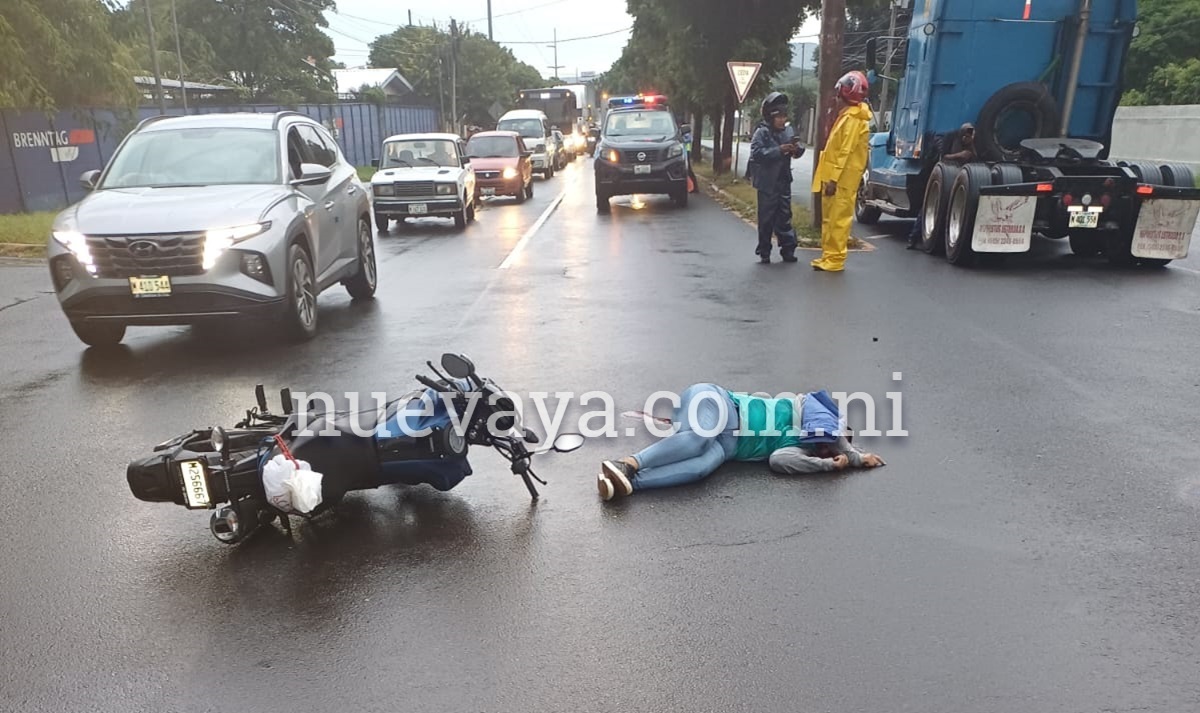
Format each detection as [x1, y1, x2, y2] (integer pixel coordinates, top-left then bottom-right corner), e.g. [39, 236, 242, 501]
[203, 222, 271, 271]
[52, 230, 96, 273]
[435, 183, 456, 196]
[502, 167, 519, 179]
[668, 143, 684, 158]
[373, 184, 395, 197]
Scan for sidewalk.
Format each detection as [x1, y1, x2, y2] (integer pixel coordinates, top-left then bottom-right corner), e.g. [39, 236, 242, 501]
[700, 139, 817, 209]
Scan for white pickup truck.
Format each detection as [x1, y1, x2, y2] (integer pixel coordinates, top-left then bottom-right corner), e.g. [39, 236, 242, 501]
[369, 133, 477, 231]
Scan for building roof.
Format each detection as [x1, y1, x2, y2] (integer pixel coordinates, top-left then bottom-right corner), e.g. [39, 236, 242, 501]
[333, 68, 414, 95]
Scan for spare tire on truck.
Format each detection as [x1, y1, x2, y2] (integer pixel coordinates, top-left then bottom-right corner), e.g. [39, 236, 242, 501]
[976, 82, 1061, 162]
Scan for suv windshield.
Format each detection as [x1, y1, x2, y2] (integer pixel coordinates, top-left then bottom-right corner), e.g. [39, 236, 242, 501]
[381, 139, 460, 169]
[497, 119, 544, 140]
[100, 127, 281, 188]
[466, 136, 519, 158]
[605, 110, 676, 138]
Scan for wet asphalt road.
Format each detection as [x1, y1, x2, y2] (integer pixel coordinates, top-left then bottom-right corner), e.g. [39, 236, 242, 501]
[3, 156, 1200, 713]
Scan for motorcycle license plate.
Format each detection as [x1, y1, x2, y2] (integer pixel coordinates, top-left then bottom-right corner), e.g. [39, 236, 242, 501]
[482, 188, 496, 196]
[409, 203, 428, 215]
[634, 165, 652, 175]
[129, 275, 171, 298]
[180, 460, 211, 508]
[1069, 210, 1100, 229]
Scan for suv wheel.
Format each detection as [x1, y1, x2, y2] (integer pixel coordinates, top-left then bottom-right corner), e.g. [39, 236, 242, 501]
[344, 217, 377, 301]
[285, 243, 318, 340]
[70, 321, 126, 347]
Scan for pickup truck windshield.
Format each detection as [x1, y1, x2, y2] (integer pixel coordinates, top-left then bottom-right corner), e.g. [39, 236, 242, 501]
[605, 111, 676, 138]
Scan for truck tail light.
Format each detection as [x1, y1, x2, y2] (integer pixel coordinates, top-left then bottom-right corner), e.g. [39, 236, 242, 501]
[1061, 193, 1074, 206]
[1036, 183, 1053, 193]
[1137, 184, 1154, 195]
[1101, 193, 1112, 207]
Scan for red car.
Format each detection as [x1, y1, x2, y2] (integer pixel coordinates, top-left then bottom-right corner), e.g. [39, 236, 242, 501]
[465, 131, 534, 203]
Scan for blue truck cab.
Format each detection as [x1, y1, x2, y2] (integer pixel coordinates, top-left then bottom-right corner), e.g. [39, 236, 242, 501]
[857, 0, 1200, 267]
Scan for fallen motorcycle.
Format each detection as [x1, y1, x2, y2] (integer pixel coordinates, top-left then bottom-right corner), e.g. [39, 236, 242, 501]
[126, 353, 584, 544]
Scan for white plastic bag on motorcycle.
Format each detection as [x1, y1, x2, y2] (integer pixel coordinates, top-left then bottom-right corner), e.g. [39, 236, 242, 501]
[262, 454, 324, 514]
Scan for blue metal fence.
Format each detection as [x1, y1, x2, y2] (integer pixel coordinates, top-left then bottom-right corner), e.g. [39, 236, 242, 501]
[0, 102, 439, 214]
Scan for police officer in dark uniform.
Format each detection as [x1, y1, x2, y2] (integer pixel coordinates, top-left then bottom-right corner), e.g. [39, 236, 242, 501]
[749, 92, 805, 264]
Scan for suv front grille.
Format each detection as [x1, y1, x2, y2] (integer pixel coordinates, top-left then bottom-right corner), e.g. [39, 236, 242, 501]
[86, 234, 206, 278]
[393, 181, 435, 196]
[622, 149, 664, 163]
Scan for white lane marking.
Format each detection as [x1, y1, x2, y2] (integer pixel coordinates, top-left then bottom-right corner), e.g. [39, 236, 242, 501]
[1171, 264, 1200, 276]
[498, 187, 567, 270]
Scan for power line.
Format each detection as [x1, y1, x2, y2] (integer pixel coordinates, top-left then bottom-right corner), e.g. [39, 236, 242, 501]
[464, 0, 572, 23]
[497, 26, 631, 44]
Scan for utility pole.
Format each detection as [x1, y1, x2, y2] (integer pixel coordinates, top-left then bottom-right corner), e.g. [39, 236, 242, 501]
[142, 0, 167, 113]
[487, 0, 493, 40]
[450, 19, 459, 135]
[170, 0, 187, 111]
[547, 29, 563, 80]
[880, 0, 897, 126]
[812, 0, 846, 229]
[408, 9, 413, 26]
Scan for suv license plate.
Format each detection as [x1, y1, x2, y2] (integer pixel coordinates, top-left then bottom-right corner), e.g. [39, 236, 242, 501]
[129, 275, 171, 297]
[634, 165, 652, 175]
[1069, 211, 1100, 229]
[409, 203, 428, 215]
[180, 460, 211, 508]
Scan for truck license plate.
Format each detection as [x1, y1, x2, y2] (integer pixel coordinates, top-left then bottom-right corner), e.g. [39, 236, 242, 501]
[1069, 211, 1100, 229]
[129, 275, 171, 297]
[180, 460, 211, 508]
[409, 203, 428, 215]
[634, 164, 651, 175]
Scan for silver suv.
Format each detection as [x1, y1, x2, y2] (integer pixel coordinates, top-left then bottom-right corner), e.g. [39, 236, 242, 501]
[47, 112, 377, 347]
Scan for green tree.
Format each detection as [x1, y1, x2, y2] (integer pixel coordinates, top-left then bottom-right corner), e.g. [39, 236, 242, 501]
[0, 0, 140, 109]
[1123, 0, 1200, 104]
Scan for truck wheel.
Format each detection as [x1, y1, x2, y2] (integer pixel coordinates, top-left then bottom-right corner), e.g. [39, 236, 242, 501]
[1119, 161, 1164, 187]
[976, 82, 1061, 162]
[854, 171, 882, 224]
[1158, 162, 1194, 188]
[945, 164, 993, 266]
[920, 163, 953, 255]
[990, 163, 1024, 186]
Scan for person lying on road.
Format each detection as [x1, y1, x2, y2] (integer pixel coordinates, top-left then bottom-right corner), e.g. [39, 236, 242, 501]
[597, 383, 885, 501]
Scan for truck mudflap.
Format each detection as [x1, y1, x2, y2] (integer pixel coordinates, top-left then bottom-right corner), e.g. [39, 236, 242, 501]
[975, 182, 1200, 257]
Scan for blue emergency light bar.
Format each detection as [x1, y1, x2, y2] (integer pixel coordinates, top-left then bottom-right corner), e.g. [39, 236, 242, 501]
[607, 94, 668, 109]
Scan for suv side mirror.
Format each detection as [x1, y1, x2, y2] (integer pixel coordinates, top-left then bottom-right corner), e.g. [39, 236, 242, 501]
[80, 170, 101, 191]
[291, 163, 332, 186]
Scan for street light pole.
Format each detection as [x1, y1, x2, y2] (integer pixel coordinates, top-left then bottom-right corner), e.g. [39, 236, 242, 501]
[487, 0, 493, 40]
[170, 0, 187, 111]
[142, 0, 167, 113]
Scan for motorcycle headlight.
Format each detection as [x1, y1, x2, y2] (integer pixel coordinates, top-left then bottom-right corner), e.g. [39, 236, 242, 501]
[668, 143, 684, 158]
[52, 230, 96, 273]
[373, 184, 394, 196]
[502, 167, 519, 179]
[203, 222, 271, 270]
[435, 183, 456, 196]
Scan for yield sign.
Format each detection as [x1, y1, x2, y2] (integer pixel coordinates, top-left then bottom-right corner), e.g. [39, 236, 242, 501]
[727, 61, 762, 104]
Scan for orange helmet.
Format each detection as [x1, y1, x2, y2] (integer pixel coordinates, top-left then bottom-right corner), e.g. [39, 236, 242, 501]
[835, 70, 869, 104]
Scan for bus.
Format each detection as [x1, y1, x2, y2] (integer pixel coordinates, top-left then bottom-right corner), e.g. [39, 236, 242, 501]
[516, 87, 584, 154]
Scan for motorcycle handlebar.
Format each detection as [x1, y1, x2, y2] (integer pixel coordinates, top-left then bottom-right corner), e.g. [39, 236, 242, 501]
[415, 374, 449, 392]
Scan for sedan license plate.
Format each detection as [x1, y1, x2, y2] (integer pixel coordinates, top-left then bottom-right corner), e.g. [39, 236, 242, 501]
[129, 275, 171, 298]
[634, 164, 652, 175]
[482, 187, 496, 197]
[409, 203, 428, 215]
[180, 460, 211, 509]
[1069, 210, 1100, 229]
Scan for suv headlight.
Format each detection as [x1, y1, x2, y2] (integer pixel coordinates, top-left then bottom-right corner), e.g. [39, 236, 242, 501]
[435, 183, 456, 196]
[52, 230, 96, 273]
[203, 222, 271, 270]
[668, 143, 684, 158]
[374, 184, 394, 196]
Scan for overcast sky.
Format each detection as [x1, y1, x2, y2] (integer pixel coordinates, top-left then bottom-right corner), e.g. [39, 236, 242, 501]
[325, 1, 821, 79]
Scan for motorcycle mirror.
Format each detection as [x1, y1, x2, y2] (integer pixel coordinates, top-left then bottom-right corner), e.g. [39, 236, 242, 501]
[441, 353, 476, 380]
[552, 433, 585, 453]
[255, 384, 268, 412]
[211, 426, 230, 460]
[523, 428, 540, 444]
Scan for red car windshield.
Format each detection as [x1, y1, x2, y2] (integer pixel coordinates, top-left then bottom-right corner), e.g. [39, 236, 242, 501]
[466, 136, 519, 158]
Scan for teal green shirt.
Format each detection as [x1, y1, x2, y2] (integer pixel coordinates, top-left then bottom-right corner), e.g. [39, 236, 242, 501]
[728, 391, 803, 462]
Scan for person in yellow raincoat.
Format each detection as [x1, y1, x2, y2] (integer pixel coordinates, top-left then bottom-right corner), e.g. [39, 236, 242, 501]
[811, 71, 873, 272]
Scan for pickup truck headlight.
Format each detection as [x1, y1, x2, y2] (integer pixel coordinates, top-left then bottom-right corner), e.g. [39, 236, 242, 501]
[373, 184, 394, 197]
[435, 183, 456, 196]
[605, 149, 620, 163]
[668, 143, 683, 158]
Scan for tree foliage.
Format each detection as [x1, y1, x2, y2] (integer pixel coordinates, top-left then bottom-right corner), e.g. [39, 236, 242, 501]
[367, 24, 545, 127]
[0, 0, 140, 110]
[1123, 0, 1200, 105]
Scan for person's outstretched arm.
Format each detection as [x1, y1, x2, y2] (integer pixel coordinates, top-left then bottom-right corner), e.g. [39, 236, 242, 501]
[768, 447, 842, 474]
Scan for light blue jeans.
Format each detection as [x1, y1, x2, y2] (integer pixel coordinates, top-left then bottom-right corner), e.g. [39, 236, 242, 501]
[630, 383, 739, 491]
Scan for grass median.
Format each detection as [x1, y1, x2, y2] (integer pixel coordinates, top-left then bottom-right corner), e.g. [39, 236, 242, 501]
[692, 162, 866, 251]
[0, 212, 55, 258]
